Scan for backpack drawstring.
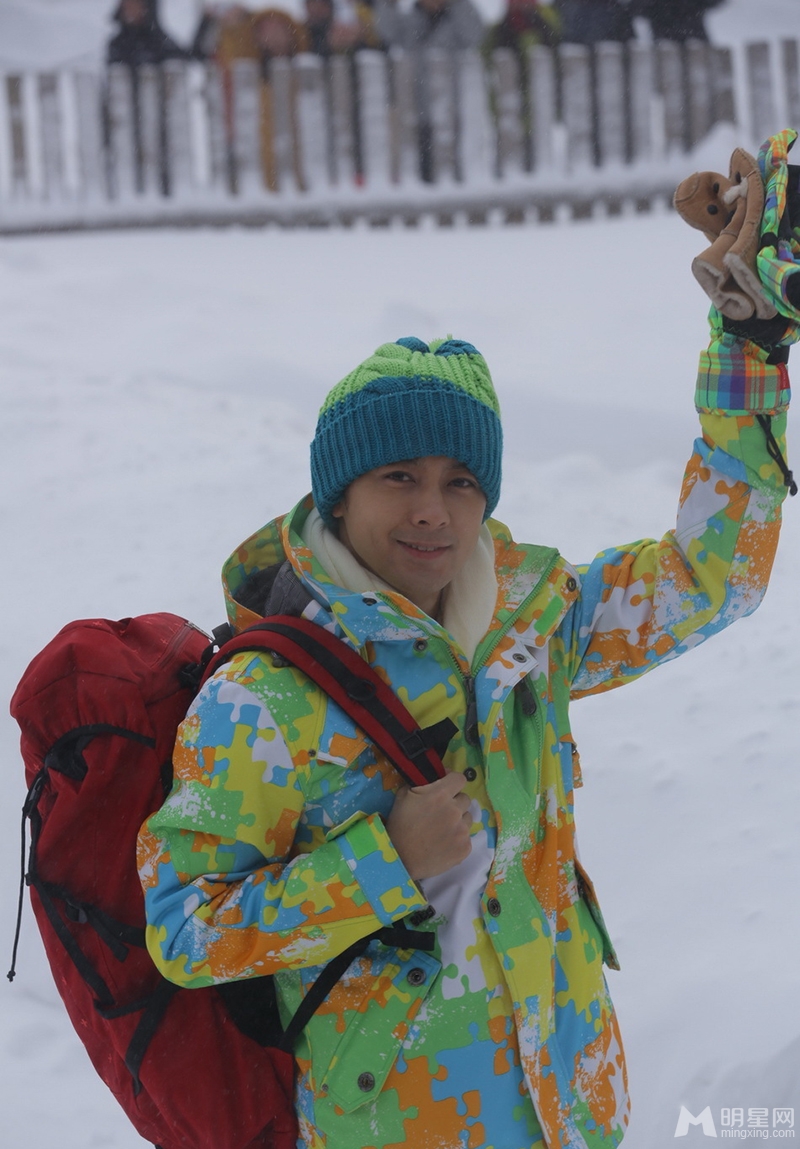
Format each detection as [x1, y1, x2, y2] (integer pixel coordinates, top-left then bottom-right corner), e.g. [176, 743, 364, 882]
[8, 769, 46, 981]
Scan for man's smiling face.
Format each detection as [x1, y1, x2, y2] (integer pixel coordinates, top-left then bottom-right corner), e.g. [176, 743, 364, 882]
[332, 455, 487, 618]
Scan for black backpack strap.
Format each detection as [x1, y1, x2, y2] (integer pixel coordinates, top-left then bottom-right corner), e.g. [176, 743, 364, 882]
[203, 616, 456, 788]
[278, 924, 435, 1053]
[123, 978, 181, 1096]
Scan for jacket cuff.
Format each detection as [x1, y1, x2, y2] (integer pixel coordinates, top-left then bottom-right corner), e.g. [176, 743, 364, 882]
[696, 333, 791, 415]
[327, 812, 427, 926]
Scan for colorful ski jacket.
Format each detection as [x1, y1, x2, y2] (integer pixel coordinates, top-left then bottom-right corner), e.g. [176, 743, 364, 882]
[138, 348, 790, 1149]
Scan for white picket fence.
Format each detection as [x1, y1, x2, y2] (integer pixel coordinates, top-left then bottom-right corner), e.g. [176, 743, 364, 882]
[0, 37, 798, 233]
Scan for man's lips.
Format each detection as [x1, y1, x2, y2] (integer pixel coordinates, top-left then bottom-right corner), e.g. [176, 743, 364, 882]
[396, 540, 451, 555]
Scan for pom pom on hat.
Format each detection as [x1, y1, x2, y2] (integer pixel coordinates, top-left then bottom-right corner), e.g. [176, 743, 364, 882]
[310, 337, 503, 527]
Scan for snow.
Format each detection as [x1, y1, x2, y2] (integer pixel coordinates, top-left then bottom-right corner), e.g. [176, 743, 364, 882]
[1, 1, 800, 1143]
[1, 205, 798, 1146]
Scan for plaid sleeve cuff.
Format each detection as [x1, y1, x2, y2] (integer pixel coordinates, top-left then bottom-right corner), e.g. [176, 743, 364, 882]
[696, 333, 791, 414]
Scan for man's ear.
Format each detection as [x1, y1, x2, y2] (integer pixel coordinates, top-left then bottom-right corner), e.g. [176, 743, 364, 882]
[331, 482, 351, 522]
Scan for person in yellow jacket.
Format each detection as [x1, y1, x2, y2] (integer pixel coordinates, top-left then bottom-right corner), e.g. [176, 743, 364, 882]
[139, 132, 799, 1149]
[192, 4, 307, 190]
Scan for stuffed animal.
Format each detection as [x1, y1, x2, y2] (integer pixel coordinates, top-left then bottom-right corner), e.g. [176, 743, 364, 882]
[673, 146, 777, 321]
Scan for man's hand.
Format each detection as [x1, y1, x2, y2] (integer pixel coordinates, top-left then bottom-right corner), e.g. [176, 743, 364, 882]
[387, 771, 473, 881]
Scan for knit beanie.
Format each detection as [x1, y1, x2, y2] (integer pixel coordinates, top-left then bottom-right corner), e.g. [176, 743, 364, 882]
[310, 337, 503, 528]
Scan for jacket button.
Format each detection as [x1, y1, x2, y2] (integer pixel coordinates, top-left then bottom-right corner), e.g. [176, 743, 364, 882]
[407, 967, 426, 986]
[357, 1072, 376, 1092]
[566, 577, 577, 593]
[362, 596, 377, 606]
[464, 767, 477, 782]
[487, 896, 502, 917]
[512, 652, 527, 663]
[413, 639, 428, 652]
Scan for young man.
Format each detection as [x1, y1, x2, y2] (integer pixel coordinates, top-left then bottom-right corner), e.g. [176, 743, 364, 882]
[138, 141, 796, 1148]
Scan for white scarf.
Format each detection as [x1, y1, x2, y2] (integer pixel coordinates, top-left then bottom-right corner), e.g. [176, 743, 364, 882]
[301, 508, 498, 664]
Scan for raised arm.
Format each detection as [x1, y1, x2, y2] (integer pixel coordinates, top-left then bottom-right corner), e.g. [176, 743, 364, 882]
[565, 131, 798, 698]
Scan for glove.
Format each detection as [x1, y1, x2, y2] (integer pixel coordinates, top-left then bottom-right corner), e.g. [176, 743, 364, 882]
[675, 129, 800, 341]
[674, 145, 774, 320]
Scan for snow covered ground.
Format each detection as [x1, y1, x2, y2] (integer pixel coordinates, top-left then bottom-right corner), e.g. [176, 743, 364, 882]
[1, 204, 798, 1147]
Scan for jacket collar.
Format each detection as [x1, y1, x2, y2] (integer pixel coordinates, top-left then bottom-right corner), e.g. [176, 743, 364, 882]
[222, 496, 579, 666]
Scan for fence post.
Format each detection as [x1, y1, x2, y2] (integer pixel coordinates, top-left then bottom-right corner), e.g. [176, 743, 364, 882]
[627, 41, 653, 163]
[231, 58, 263, 196]
[595, 41, 625, 165]
[163, 61, 193, 197]
[203, 63, 231, 193]
[294, 54, 329, 194]
[106, 64, 138, 200]
[36, 73, 65, 201]
[746, 41, 777, 143]
[784, 40, 800, 128]
[4, 77, 27, 198]
[655, 40, 685, 152]
[710, 45, 736, 126]
[72, 71, 105, 200]
[56, 71, 80, 197]
[390, 48, 418, 186]
[269, 58, 299, 193]
[560, 44, 594, 169]
[137, 64, 165, 196]
[329, 55, 356, 187]
[684, 39, 712, 148]
[22, 73, 44, 198]
[458, 50, 493, 185]
[422, 49, 456, 184]
[528, 44, 556, 173]
[492, 48, 524, 178]
[357, 50, 392, 190]
[0, 75, 12, 201]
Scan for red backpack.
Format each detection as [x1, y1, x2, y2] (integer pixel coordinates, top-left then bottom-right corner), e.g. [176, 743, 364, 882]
[9, 611, 451, 1149]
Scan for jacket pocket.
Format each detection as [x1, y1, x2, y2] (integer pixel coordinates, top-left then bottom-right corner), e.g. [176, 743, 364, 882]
[318, 945, 441, 1113]
[574, 859, 620, 971]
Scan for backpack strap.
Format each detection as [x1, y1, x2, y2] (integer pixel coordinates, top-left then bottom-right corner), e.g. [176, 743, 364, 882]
[202, 615, 456, 788]
[276, 924, 435, 1053]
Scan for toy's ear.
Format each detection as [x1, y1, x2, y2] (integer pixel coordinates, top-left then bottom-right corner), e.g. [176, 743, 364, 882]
[674, 169, 732, 240]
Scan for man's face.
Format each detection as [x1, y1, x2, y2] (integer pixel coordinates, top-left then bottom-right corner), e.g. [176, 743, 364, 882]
[120, 0, 149, 25]
[254, 14, 296, 56]
[332, 456, 487, 618]
[306, 0, 333, 26]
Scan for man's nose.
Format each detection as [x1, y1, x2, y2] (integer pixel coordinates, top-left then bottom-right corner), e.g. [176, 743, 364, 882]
[409, 485, 449, 527]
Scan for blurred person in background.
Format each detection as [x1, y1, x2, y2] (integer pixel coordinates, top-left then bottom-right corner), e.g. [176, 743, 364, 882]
[555, 0, 634, 44]
[192, 4, 307, 67]
[304, 0, 382, 55]
[375, 0, 484, 181]
[192, 5, 307, 191]
[107, 0, 190, 65]
[629, 0, 725, 42]
[484, 0, 560, 54]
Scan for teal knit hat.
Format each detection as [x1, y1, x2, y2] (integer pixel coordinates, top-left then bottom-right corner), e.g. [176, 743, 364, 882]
[310, 337, 502, 527]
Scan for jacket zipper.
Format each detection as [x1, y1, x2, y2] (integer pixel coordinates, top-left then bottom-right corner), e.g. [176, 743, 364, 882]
[463, 673, 479, 746]
[378, 549, 563, 752]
